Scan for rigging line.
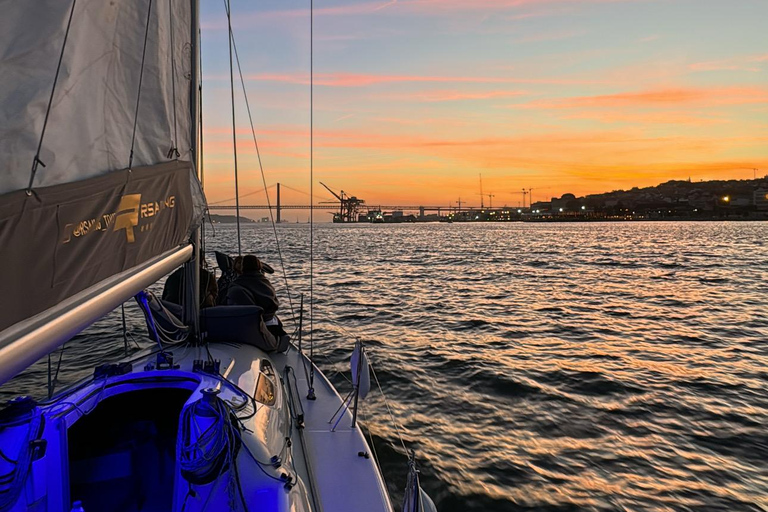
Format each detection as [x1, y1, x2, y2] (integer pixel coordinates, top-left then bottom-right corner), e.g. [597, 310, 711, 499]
[129, 0, 155, 170]
[225, 0, 242, 256]
[309, 0, 315, 392]
[369, 357, 409, 454]
[198, 28, 204, 189]
[226, 10, 296, 322]
[198, 28, 207, 258]
[51, 343, 65, 398]
[122, 302, 129, 357]
[27, 0, 78, 194]
[359, 410, 387, 491]
[167, 0, 179, 158]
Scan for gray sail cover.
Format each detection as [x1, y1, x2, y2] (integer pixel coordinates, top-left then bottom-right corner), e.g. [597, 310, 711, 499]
[0, 0, 204, 333]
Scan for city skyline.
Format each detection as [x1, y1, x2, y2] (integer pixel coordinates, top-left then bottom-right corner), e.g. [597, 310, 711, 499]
[199, 0, 768, 217]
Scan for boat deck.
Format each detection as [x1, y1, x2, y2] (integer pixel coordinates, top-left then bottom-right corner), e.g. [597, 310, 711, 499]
[272, 346, 393, 512]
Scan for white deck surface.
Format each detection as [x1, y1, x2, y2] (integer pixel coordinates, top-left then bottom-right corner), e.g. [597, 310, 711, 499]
[273, 346, 394, 512]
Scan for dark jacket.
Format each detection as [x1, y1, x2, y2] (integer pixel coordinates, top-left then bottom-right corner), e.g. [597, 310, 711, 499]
[216, 269, 238, 306]
[162, 267, 217, 308]
[226, 271, 279, 319]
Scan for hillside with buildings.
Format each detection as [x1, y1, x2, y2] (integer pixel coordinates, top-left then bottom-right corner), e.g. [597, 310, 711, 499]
[530, 177, 768, 220]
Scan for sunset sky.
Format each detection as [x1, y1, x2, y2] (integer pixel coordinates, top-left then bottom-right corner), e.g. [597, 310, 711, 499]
[199, 0, 768, 216]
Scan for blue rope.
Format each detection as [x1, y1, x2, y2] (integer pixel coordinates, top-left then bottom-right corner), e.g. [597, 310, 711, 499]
[0, 407, 42, 511]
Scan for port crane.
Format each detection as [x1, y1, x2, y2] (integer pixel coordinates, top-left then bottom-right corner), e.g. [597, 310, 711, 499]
[319, 182, 365, 223]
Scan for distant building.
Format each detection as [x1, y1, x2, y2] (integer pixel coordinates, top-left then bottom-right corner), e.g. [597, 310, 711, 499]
[550, 193, 576, 212]
[755, 187, 768, 211]
[731, 197, 751, 208]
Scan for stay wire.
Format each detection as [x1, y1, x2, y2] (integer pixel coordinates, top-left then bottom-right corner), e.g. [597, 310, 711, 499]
[27, 0, 78, 193]
[369, 357, 409, 454]
[309, 0, 315, 390]
[225, 0, 242, 256]
[129, 0, 155, 170]
[224, 7, 296, 322]
[359, 409, 387, 490]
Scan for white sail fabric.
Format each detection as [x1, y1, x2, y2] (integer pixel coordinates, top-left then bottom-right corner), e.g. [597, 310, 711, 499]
[0, 0, 193, 194]
[402, 461, 438, 512]
[0, 1, 202, 375]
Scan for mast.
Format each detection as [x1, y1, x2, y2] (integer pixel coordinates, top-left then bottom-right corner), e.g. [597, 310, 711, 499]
[183, 0, 201, 337]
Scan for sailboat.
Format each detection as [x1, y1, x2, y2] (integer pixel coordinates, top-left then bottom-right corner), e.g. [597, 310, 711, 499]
[0, 1, 436, 511]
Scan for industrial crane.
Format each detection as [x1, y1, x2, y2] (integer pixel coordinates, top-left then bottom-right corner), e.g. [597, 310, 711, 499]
[319, 182, 366, 223]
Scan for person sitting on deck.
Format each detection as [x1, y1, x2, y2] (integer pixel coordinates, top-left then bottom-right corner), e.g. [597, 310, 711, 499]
[162, 252, 217, 308]
[226, 255, 279, 319]
[216, 255, 243, 305]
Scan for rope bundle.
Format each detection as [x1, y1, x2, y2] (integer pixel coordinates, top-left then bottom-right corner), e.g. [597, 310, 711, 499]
[177, 390, 241, 487]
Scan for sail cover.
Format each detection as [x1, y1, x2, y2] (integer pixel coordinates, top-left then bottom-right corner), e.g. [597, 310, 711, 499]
[0, 0, 204, 334]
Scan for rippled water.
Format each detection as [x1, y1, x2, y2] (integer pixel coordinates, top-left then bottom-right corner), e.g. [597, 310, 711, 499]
[4, 222, 768, 511]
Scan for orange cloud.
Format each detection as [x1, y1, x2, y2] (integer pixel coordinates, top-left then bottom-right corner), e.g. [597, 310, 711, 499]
[562, 110, 729, 126]
[383, 89, 529, 102]
[512, 87, 768, 109]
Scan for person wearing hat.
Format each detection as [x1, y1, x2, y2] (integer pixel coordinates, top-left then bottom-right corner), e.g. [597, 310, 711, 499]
[226, 254, 279, 319]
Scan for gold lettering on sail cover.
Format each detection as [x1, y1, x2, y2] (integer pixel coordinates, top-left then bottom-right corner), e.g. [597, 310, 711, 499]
[61, 193, 176, 245]
[113, 194, 141, 243]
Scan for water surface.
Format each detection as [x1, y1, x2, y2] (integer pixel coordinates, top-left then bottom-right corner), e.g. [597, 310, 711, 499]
[5, 222, 767, 511]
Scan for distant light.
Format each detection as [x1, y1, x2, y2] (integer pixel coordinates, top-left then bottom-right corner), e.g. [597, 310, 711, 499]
[722, 196, 730, 202]
[517, 209, 522, 213]
[559, 208, 563, 212]
[581, 205, 586, 210]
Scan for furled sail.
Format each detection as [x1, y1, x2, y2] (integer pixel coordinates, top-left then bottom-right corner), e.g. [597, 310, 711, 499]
[0, 0, 204, 382]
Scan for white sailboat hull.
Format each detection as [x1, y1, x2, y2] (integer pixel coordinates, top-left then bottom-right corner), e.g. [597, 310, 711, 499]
[0, 341, 393, 512]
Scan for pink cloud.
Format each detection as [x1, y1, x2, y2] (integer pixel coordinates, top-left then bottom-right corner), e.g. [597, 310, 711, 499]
[390, 0, 647, 11]
[689, 53, 768, 73]
[506, 7, 574, 20]
[204, 0, 648, 26]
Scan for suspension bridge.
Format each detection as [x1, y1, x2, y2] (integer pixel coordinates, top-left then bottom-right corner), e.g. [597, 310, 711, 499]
[206, 182, 485, 222]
